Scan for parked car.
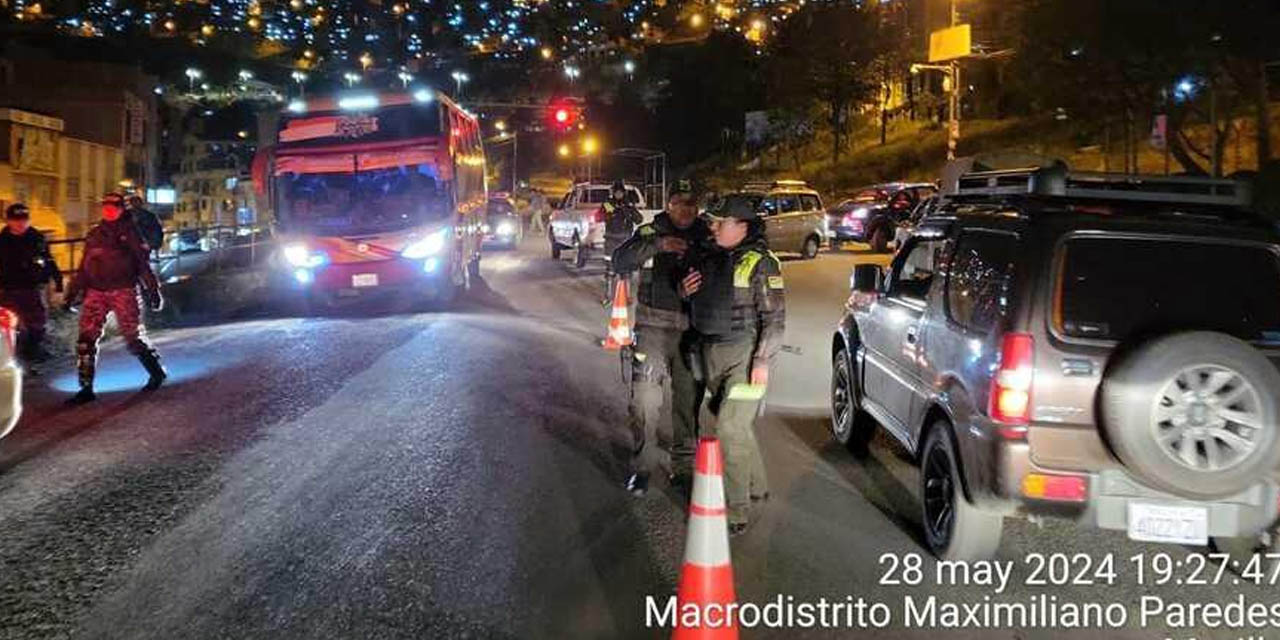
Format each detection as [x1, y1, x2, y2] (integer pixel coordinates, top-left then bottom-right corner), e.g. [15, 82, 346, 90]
[831, 166, 1280, 560]
[728, 179, 826, 259]
[827, 182, 937, 253]
[0, 307, 21, 442]
[893, 194, 941, 249]
[548, 182, 657, 268]
[483, 193, 524, 249]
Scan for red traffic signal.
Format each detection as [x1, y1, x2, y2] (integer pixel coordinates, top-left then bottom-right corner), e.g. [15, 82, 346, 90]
[547, 99, 581, 131]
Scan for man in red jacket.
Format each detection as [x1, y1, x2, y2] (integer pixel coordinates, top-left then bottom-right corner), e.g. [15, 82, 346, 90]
[63, 193, 166, 404]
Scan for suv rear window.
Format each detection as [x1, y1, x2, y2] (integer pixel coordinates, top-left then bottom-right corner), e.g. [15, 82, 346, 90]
[1056, 237, 1280, 342]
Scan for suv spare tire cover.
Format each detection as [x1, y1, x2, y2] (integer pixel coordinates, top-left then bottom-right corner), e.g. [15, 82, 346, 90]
[1101, 331, 1280, 499]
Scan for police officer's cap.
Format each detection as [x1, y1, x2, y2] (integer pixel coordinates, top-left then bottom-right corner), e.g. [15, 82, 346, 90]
[711, 194, 759, 222]
[5, 203, 30, 220]
[670, 179, 695, 197]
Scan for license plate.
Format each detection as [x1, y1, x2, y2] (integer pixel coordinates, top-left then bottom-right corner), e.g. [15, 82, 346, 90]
[1127, 503, 1208, 545]
[352, 273, 379, 288]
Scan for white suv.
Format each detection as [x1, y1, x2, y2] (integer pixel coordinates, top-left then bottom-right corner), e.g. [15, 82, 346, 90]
[0, 307, 22, 441]
[548, 182, 654, 267]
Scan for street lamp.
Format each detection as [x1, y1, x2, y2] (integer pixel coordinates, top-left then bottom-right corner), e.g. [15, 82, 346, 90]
[540, 47, 554, 61]
[343, 72, 361, 87]
[563, 65, 580, 83]
[623, 60, 635, 79]
[185, 67, 203, 91]
[451, 70, 470, 97]
[558, 143, 571, 159]
[238, 69, 254, 83]
[495, 120, 507, 133]
[291, 70, 308, 96]
[397, 71, 413, 88]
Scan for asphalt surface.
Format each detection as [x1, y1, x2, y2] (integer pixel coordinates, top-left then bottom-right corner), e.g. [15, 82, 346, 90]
[1, 235, 1274, 639]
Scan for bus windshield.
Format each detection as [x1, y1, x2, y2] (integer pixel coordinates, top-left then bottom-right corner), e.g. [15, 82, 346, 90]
[276, 164, 449, 235]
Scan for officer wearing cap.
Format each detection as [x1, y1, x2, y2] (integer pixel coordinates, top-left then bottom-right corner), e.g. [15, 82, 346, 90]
[0, 203, 63, 363]
[680, 193, 786, 534]
[611, 180, 711, 496]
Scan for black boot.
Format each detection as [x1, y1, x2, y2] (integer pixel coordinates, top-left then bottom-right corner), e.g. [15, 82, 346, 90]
[67, 355, 97, 405]
[136, 348, 167, 391]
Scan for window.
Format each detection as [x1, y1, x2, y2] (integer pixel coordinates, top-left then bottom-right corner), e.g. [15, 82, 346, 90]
[777, 194, 800, 213]
[66, 177, 81, 202]
[800, 194, 822, 211]
[758, 197, 778, 216]
[1057, 237, 1280, 342]
[890, 238, 947, 302]
[946, 230, 1018, 332]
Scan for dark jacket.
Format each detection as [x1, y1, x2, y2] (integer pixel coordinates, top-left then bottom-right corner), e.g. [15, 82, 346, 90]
[0, 227, 63, 291]
[130, 206, 164, 252]
[66, 214, 159, 300]
[688, 230, 787, 368]
[612, 213, 712, 329]
[602, 201, 643, 254]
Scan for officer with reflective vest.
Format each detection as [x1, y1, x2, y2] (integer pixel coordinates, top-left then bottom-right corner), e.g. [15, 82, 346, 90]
[681, 193, 786, 534]
[611, 180, 711, 496]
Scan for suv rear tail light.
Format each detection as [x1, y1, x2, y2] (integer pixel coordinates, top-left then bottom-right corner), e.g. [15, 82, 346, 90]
[0, 308, 16, 355]
[592, 206, 606, 224]
[990, 332, 1034, 435]
[1021, 473, 1087, 502]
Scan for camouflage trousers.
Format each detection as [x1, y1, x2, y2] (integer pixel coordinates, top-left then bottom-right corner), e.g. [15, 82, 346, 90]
[77, 288, 152, 358]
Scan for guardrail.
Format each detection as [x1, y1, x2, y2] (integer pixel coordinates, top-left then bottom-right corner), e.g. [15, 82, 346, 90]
[46, 224, 277, 283]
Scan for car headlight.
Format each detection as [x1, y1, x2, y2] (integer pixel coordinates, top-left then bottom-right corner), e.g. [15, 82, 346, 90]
[402, 228, 450, 259]
[496, 221, 515, 236]
[851, 207, 870, 219]
[283, 243, 327, 268]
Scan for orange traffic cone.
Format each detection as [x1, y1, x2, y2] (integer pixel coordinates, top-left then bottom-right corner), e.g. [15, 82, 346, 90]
[672, 437, 739, 640]
[602, 279, 633, 351]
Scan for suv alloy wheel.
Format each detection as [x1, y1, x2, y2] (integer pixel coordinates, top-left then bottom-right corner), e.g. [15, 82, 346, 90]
[920, 423, 1004, 560]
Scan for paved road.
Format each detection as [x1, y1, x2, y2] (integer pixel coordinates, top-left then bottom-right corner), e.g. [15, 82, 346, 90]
[0, 237, 1269, 639]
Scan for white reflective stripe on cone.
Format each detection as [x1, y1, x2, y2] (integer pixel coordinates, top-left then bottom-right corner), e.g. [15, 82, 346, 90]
[684, 512, 732, 566]
[611, 306, 628, 320]
[691, 472, 726, 510]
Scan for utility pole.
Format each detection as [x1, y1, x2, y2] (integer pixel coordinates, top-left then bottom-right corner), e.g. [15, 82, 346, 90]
[947, 0, 960, 161]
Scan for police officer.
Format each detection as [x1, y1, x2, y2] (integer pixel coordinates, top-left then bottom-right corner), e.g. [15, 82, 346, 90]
[127, 195, 164, 255]
[611, 180, 711, 496]
[602, 180, 642, 303]
[63, 193, 166, 404]
[0, 203, 63, 363]
[681, 194, 786, 534]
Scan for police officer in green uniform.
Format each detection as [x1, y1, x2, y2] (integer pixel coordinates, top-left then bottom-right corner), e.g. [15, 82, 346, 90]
[681, 194, 786, 534]
[611, 180, 711, 496]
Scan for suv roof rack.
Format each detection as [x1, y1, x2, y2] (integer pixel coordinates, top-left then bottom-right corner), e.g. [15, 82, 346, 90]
[952, 165, 1251, 207]
[742, 179, 810, 191]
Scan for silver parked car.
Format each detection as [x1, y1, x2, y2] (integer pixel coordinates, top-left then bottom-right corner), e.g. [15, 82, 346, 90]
[729, 180, 826, 259]
[0, 307, 22, 441]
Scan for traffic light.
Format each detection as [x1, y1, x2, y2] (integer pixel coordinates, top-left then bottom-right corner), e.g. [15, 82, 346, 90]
[547, 99, 581, 132]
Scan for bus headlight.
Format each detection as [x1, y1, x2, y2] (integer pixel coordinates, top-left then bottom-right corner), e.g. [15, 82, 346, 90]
[283, 243, 327, 268]
[496, 221, 516, 236]
[402, 229, 449, 259]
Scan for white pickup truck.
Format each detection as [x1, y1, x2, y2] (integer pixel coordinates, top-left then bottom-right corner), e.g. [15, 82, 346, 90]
[548, 182, 661, 267]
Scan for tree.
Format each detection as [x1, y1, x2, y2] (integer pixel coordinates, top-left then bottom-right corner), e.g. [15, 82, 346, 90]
[1013, 0, 1280, 176]
[767, 4, 882, 165]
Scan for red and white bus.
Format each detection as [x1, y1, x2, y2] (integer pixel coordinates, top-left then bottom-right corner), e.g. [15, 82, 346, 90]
[253, 89, 486, 308]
